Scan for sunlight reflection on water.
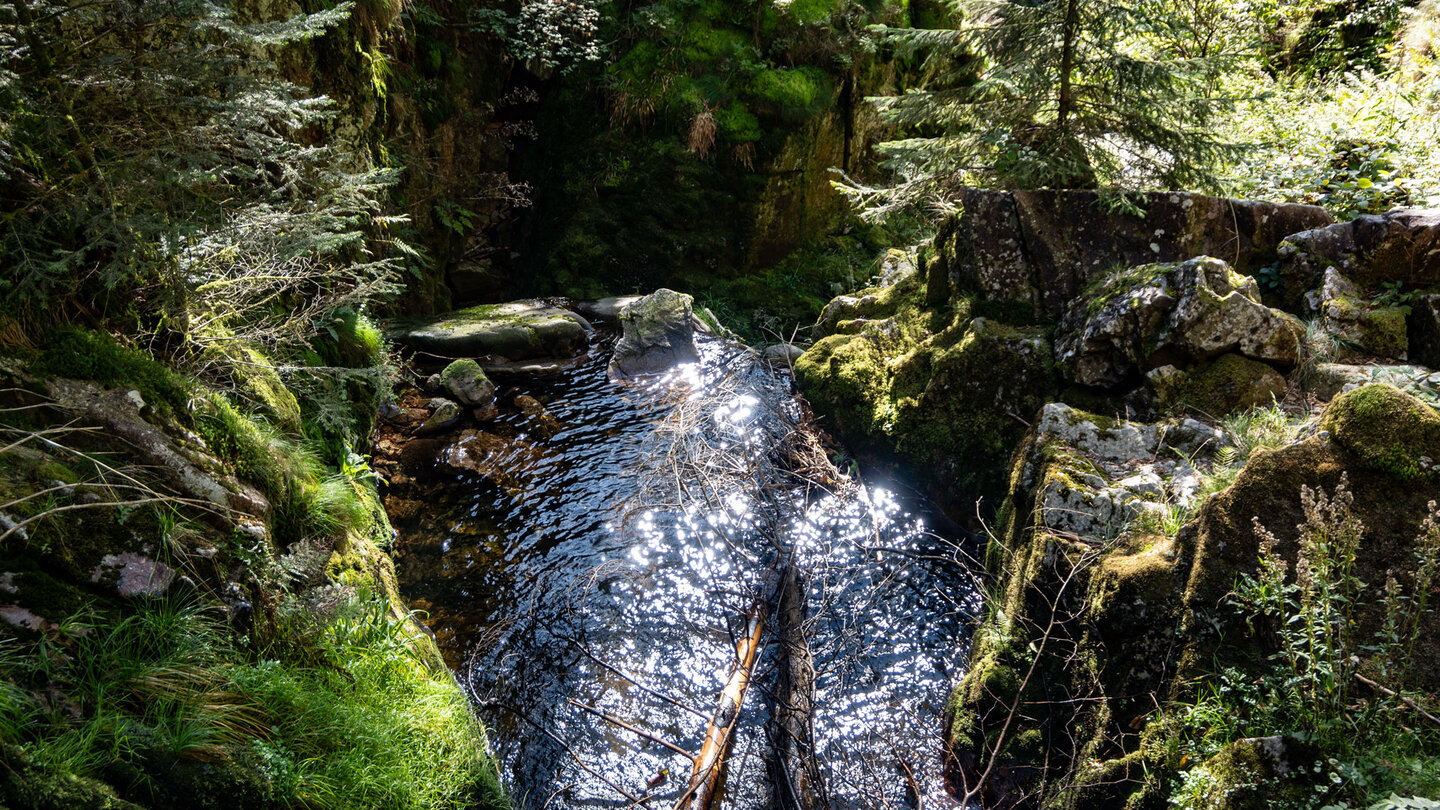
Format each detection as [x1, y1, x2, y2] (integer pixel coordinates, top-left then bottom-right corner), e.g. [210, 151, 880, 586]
[393, 333, 980, 810]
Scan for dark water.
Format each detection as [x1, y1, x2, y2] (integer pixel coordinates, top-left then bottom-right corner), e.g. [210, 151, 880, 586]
[391, 331, 979, 810]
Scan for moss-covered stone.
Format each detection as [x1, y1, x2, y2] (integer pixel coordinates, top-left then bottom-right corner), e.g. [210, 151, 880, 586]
[944, 374, 1440, 808]
[0, 750, 144, 810]
[388, 301, 589, 360]
[799, 264, 1057, 507]
[794, 333, 892, 444]
[1322, 295, 1409, 360]
[1174, 354, 1287, 416]
[438, 358, 495, 407]
[1177, 736, 1343, 810]
[1321, 383, 1440, 480]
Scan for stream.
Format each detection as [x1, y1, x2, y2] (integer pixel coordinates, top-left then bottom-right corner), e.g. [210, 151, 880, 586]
[386, 328, 980, 810]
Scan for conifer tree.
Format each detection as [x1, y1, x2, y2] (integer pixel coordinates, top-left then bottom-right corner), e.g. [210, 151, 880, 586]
[857, 0, 1237, 202]
[0, 0, 401, 348]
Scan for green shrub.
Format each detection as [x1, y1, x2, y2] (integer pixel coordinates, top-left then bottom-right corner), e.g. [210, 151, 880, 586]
[1219, 73, 1440, 218]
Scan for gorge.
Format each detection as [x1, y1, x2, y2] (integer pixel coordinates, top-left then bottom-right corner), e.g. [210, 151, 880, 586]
[3, 2, 1440, 810]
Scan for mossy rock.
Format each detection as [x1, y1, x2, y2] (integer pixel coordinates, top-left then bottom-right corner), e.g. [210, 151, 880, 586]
[1322, 296, 1409, 360]
[1321, 383, 1440, 480]
[0, 747, 144, 810]
[1177, 736, 1345, 810]
[1175, 354, 1286, 416]
[197, 323, 302, 433]
[438, 359, 495, 407]
[234, 346, 302, 433]
[388, 301, 590, 360]
[794, 333, 891, 445]
[37, 328, 192, 418]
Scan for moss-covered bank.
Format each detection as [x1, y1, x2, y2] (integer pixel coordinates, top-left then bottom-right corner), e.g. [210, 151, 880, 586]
[946, 385, 1440, 808]
[795, 257, 1057, 508]
[0, 325, 506, 810]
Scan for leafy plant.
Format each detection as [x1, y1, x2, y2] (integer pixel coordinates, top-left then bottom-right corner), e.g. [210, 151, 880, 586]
[1374, 281, 1416, 310]
[1171, 480, 1440, 805]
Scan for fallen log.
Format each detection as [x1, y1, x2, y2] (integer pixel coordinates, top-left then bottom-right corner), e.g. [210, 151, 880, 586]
[769, 566, 828, 810]
[674, 567, 782, 810]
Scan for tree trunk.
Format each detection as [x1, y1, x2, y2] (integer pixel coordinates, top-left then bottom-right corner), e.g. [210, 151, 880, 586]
[1056, 0, 1081, 131]
[769, 567, 827, 810]
[674, 570, 780, 810]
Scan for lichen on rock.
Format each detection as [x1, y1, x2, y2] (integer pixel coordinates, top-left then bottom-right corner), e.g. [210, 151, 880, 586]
[608, 288, 702, 378]
[1055, 256, 1302, 390]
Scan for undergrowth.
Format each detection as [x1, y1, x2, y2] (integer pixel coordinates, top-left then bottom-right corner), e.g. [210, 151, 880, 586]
[1128, 400, 1312, 540]
[1169, 479, 1440, 808]
[0, 594, 506, 810]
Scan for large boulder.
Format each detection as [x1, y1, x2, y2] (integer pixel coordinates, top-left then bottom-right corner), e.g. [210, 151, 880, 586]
[927, 189, 1332, 319]
[388, 300, 591, 360]
[1055, 257, 1303, 388]
[1278, 207, 1440, 290]
[608, 289, 701, 378]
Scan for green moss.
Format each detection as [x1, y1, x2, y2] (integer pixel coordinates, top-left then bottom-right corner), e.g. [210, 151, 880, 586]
[794, 334, 891, 442]
[194, 394, 285, 493]
[782, 0, 841, 23]
[38, 328, 192, 416]
[889, 319, 1056, 498]
[1081, 262, 1171, 316]
[1175, 354, 1286, 416]
[34, 460, 80, 484]
[0, 755, 141, 810]
[714, 100, 762, 142]
[1322, 383, 1440, 480]
[749, 67, 831, 111]
[195, 323, 303, 434]
[681, 23, 748, 61]
[439, 358, 489, 391]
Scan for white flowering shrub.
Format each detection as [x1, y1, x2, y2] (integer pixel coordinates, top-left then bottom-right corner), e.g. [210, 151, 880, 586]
[510, 0, 605, 72]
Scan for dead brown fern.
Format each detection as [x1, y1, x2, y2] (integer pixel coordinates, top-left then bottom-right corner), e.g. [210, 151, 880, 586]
[686, 107, 717, 157]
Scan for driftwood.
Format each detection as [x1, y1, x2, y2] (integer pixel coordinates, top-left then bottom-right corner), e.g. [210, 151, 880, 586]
[674, 568, 782, 810]
[769, 566, 828, 810]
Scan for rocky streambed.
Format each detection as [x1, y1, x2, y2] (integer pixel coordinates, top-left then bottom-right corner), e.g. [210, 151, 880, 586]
[377, 293, 980, 809]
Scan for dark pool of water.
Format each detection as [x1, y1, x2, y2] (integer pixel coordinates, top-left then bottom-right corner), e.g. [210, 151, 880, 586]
[389, 331, 980, 810]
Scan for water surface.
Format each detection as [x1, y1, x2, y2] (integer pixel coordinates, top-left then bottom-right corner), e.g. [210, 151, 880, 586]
[390, 332, 979, 809]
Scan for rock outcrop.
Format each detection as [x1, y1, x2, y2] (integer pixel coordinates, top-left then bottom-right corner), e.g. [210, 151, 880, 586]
[1279, 207, 1440, 289]
[926, 189, 1332, 320]
[796, 265, 1057, 504]
[1309, 267, 1410, 360]
[1055, 257, 1304, 388]
[946, 384, 1440, 809]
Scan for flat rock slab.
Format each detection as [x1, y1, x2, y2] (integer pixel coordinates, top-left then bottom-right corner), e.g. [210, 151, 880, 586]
[389, 301, 591, 360]
[575, 296, 643, 323]
[1309, 362, 1440, 401]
